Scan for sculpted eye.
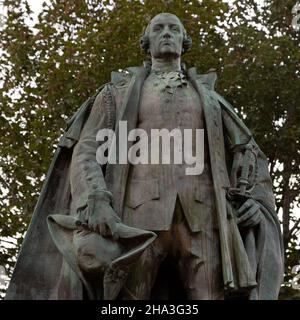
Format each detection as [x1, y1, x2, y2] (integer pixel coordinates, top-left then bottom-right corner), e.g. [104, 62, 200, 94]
[171, 25, 180, 32]
[153, 25, 162, 31]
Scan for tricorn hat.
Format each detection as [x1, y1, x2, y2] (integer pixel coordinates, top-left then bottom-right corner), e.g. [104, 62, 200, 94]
[47, 214, 157, 300]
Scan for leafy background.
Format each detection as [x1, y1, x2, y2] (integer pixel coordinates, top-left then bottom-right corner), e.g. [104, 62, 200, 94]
[0, 0, 299, 299]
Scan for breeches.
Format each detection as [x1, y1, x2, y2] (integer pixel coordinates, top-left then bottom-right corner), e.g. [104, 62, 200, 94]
[120, 196, 224, 300]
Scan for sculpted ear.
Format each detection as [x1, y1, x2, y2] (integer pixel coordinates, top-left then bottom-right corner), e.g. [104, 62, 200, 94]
[182, 35, 192, 54]
[140, 33, 150, 54]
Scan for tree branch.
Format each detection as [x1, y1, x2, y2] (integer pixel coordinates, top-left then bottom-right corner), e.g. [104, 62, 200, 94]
[288, 218, 300, 240]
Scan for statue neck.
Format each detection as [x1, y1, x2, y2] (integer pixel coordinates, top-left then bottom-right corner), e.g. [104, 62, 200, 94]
[151, 57, 181, 73]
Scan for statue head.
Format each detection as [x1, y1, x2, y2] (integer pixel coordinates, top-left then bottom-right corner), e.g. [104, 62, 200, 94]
[140, 13, 192, 58]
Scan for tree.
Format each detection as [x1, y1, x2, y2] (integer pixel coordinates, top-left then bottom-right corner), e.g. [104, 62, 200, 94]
[0, 0, 299, 299]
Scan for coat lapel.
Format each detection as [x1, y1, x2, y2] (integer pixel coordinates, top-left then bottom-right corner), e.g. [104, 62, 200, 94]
[188, 67, 257, 292]
[106, 66, 149, 215]
[188, 67, 235, 289]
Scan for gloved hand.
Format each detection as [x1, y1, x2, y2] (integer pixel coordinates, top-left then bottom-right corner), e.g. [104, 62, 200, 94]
[236, 198, 262, 228]
[84, 192, 121, 239]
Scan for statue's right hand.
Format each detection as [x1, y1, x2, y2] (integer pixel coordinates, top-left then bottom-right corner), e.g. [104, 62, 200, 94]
[87, 196, 121, 238]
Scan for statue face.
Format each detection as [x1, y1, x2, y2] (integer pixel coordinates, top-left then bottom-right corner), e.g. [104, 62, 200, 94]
[148, 14, 184, 59]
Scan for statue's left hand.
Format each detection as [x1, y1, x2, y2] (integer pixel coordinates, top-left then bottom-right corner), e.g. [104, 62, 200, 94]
[236, 198, 262, 228]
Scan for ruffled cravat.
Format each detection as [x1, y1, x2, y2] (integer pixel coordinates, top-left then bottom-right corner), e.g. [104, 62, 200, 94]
[151, 70, 188, 94]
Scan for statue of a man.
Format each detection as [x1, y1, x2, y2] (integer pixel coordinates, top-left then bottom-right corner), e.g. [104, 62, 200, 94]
[6, 13, 283, 300]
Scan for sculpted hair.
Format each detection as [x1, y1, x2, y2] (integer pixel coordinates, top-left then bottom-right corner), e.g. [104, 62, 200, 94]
[140, 15, 192, 55]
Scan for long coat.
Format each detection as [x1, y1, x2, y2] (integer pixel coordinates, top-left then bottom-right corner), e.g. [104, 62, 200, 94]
[5, 65, 284, 300]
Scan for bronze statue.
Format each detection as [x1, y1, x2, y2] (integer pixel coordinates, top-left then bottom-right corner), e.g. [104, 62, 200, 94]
[6, 13, 284, 300]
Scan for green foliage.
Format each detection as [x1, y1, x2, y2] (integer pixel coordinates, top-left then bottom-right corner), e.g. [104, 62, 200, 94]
[0, 0, 299, 299]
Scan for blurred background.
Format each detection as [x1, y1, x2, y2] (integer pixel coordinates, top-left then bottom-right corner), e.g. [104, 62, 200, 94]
[0, 0, 299, 299]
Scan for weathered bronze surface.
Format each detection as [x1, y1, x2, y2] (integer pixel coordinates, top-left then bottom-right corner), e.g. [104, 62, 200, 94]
[6, 13, 284, 300]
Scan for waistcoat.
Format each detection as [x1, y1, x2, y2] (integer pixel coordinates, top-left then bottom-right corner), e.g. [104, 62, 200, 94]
[122, 71, 216, 232]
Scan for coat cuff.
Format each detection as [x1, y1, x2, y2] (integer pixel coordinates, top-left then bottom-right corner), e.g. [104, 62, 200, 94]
[88, 190, 113, 204]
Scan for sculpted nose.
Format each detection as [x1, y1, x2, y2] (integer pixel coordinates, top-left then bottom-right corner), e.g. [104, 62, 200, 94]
[162, 31, 171, 39]
[162, 27, 171, 39]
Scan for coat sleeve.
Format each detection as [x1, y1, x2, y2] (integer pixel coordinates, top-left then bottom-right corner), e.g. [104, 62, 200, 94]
[70, 85, 114, 212]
